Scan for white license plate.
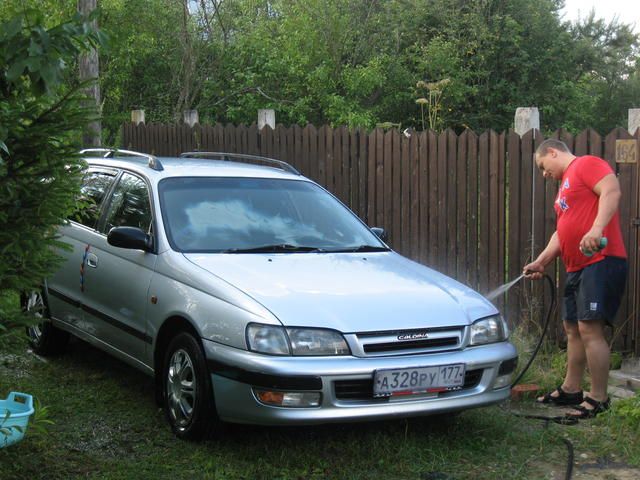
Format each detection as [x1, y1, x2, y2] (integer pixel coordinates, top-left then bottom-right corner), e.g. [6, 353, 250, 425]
[373, 364, 466, 397]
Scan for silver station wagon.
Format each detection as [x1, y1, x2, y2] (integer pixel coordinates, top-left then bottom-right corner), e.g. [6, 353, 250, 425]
[25, 149, 517, 440]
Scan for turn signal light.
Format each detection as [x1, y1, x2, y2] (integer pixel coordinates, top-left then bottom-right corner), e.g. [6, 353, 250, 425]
[254, 389, 321, 408]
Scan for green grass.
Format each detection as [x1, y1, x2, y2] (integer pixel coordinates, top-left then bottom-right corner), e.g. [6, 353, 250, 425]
[1, 335, 639, 480]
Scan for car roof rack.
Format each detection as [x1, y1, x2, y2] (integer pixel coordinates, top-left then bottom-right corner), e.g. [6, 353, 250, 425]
[79, 148, 163, 171]
[179, 151, 300, 175]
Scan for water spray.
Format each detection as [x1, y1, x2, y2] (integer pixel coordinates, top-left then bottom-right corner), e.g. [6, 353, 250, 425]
[483, 271, 556, 388]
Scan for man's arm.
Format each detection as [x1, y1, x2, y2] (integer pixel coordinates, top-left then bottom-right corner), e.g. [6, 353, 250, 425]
[579, 173, 621, 253]
[523, 231, 561, 279]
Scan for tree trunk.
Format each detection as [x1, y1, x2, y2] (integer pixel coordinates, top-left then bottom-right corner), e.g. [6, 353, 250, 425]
[78, 0, 101, 147]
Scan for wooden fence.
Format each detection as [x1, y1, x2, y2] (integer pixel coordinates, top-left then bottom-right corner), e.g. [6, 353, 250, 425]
[122, 122, 640, 354]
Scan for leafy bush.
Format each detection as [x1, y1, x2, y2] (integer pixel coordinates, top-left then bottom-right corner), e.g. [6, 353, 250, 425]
[609, 392, 640, 427]
[0, 10, 105, 342]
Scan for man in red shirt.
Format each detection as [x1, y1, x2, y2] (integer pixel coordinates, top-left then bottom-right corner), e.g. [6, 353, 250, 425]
[524, 139, 627, 419]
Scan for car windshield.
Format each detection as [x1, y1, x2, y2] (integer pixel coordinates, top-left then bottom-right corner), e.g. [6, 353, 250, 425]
[158, 177, 387, 253]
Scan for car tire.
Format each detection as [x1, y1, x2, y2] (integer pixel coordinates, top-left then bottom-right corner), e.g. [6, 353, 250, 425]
[22, 290, 70, 356]
[162, 332, 219, 440]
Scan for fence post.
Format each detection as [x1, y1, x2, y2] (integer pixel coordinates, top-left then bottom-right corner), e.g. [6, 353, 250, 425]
[131, 110, 145, 125]
[629, 108, 640, 135]
[258, 109, 276, 130]
[183, 110, 199, 127]
[514, 107, 540, 136]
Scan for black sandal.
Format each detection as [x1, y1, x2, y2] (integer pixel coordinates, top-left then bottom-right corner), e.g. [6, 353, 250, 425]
[565, 396, 610, 420]
[536, 385, 583, 406]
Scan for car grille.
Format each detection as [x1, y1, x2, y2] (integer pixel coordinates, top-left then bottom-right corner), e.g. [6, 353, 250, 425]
[334, 369, 484, 401]
[351, 327, 464, 357]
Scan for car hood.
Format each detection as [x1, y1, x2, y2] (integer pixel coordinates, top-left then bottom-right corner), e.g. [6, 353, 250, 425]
[183, 252, 498, 333]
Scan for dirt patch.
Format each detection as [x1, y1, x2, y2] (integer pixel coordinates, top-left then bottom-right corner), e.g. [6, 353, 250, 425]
[573, 456, 640, 480]
[0, 351, 39, 380]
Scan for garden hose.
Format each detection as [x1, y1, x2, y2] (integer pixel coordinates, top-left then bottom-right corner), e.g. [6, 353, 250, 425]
[510, 272, 556, 388]
[499, 272, 576, 480]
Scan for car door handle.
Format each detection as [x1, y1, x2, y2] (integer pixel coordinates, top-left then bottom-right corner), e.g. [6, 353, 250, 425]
[86, 253, 98, 268]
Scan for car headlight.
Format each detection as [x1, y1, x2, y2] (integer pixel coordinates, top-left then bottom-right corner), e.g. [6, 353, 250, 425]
[246, 324, 290, 355]
[287, 327, 350, 355]
[469, 315, 508, 345]
[246, 323, 350, 356]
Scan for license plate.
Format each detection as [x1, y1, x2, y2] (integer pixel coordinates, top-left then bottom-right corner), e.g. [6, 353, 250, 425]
[373, 364, 466, 397]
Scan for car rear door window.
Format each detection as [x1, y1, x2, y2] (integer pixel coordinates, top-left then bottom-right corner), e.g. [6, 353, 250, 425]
[70, 169, 118, 228]
[102, 172, 152, 234]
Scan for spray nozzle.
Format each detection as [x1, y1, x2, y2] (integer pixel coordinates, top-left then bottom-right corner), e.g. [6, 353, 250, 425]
[581, 237, 607, 257]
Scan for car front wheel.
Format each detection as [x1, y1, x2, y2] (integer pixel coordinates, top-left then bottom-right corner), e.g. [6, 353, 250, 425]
[163, 332, 219, 440]
[22, 290, 70, 356]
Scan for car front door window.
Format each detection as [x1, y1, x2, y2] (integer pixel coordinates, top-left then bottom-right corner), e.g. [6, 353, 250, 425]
[102, 172, 152, 234]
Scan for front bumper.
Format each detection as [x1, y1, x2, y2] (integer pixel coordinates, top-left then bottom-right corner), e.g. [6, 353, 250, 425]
[203, 339, 517, 425]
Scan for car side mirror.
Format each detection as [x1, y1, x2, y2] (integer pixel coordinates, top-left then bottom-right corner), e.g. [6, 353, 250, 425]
[370, 227, 389, 242]
[107, 226, 153, 252]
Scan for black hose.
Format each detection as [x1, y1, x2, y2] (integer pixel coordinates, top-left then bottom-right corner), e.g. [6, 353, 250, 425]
[510, 273, 556, 387]
[562, 438, 575, 480]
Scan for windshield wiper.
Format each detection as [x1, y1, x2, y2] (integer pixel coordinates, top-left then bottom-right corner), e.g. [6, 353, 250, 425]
[222, 244, 325, 253]
[325, 245, 390, 253]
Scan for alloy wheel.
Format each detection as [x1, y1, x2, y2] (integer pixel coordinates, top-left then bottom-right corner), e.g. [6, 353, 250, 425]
[166, 348, 197, 430]
[25, 291, 45, 344]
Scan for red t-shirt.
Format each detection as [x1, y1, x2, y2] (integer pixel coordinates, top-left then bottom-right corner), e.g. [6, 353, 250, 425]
[554, 155, 627, 272]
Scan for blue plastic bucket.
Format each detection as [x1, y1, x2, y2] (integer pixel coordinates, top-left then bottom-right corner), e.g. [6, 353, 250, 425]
[0, 392, 35, 448]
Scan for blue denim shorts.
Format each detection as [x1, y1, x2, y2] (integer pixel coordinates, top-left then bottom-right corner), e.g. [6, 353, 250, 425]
[563, 256, 628, 324]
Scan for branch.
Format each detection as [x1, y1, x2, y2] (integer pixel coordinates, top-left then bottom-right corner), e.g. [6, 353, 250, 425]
[199, 86, 295, 110]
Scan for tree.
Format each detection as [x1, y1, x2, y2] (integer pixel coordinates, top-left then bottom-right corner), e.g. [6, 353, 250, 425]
[78, 0, 102, 146]
[0, 10, 104, 339]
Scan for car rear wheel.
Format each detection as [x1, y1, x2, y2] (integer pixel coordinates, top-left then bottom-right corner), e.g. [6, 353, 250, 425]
[22, 290, 70, 356]
[163, 332, 219, 440]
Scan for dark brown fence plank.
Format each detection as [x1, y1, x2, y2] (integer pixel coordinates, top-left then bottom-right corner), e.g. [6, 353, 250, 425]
[634, 130, 640, 355]
[340, 126, 351, 207]
[456, 131, 469, 284]
[506, 131, 522, 323]
[436, 131, 447, 272]
[374, 128, 384, 228]
[427, 130, 439, 268]
[383, 130, 394, 245]
[326, 126, 335, 195]
[498, 131, 507, 305]
[400, 132, 411, 256]
[291, 125, 302, 175]
[333, 127, 344, 201]
[318, 126, 328, 189]
[489, 130, 500, 291]
[446, 130, 457, 278]
[301, 125, 312, 177]
[519, 130, 535, 327]
[589, 128, 603, 158]
[391, 130, 402, 253]
[350, 129, 359, 214]
[367, 129, 377, 225]
[574, 129, 589, 156]
[358, 129, 368, 221]
[478, 131, 490, 293]
[531, 131, 547, 329]
[309, 125, 319, 183]
[467, 130, 479, 290]
[410, 131, 420, 261]
[418, 131, 429, 265]
[213, 124, 224, 151]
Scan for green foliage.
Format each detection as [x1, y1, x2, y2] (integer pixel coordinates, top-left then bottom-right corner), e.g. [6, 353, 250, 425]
[609, 392, 640, 428]
[3, 1, 639, 136]
[0, 10, 104, 340]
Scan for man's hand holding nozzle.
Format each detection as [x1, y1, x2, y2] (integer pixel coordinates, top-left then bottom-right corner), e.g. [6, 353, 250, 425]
[523, 262, 544, 280]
